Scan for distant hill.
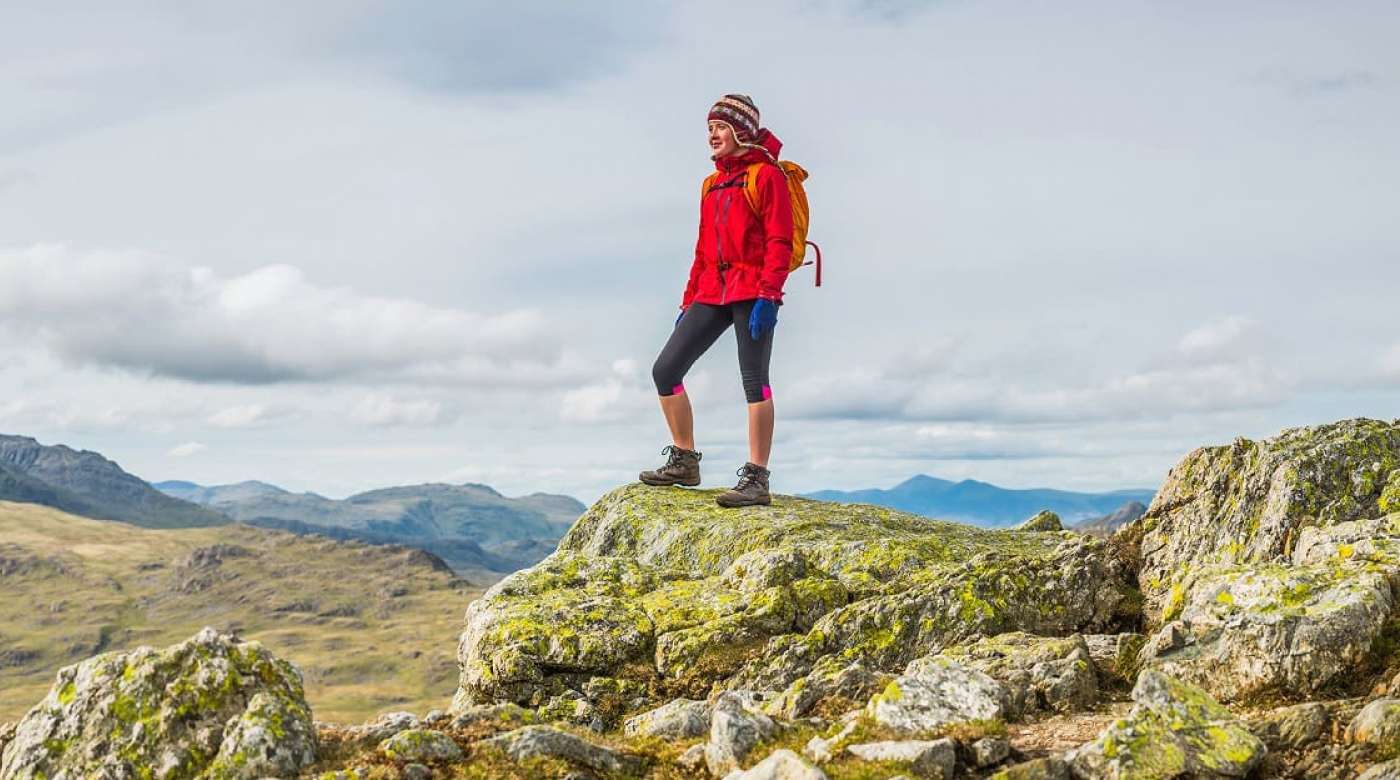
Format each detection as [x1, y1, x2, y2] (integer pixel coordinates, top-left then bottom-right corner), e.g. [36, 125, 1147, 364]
[0, 435, 228, 529]
[155, 479, 586, 578]
[1074, 500, 1149, 536]
[0, 499, 475, 724]
[803, 474, 1156, 527]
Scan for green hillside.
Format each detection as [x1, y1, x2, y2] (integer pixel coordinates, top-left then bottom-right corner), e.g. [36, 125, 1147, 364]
[0, 500, 481, 723]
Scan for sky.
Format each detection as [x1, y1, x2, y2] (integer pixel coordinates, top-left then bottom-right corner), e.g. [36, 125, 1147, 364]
[1, 1, 1397, 505]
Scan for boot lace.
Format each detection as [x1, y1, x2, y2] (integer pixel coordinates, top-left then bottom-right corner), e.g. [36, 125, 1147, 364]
[659, 445, 686, 469]
[732, 464, 763, 491]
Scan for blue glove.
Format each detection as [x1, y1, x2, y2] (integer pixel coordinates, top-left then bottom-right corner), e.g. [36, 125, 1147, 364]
[748, 298, 778, 340]
[675, 309, 686, 328]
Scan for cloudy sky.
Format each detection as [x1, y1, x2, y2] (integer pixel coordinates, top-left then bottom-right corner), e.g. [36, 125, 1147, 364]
[1, 1, 1397, 504]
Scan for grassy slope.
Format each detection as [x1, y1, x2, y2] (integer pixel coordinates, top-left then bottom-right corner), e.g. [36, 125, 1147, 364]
[0, 500, 483, 724]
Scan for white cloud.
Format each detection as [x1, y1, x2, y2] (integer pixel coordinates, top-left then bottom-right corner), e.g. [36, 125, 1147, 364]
[208, 405, 264, 428]
[1176, 316, 1256, 363]
[0, 3, 1395, 504]
[350, 394, 447, 427]
[0, 246, 562, 385]
[168, 442, 206, 457]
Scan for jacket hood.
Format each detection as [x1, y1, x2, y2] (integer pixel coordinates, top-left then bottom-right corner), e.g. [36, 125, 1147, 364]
[714, 128, 783, 172]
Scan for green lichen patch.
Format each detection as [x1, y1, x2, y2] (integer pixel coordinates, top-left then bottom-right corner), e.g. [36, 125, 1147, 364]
[457, 484, 1134, 724]
[1139, 418, 1400, 623]
[1072, 670, 1263, 779]
[2, 628, 316, 779]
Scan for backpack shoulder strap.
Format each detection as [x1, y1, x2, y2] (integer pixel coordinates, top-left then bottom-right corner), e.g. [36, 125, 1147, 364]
[702, 172, 721, 202]
[741, 162, 774, 214]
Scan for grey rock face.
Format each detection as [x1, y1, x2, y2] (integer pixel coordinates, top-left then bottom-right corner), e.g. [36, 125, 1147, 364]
[1081, 634, 1145, 685]
[1247, 702, 1336, 752]
[990, 757, 1069, 779]
[942, 632, 1097, 718]
[1136, 418, 1400, 622]
[0, 627, 315, 780]
[1347, 699, 1400, 747]
[481, 725, 646, 775]
[379, 728, 464, 762]
[971, 735, 1011, 767]
[1138, 553, 1394, 702]
[721, 748, 828, 779]
[706, 691, 779, 776]
[622, 698, 710, 739]
[866, 656, 1007, 734]
[1068, 670, 1264, 779]
[766, 657, 890, 720]
[846, 738, 956, 779]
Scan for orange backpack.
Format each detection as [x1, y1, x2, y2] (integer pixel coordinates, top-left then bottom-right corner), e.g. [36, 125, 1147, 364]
[702, 161, 822, 286]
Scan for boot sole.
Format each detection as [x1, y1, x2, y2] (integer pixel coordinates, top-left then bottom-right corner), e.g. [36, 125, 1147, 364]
[715, 495, 772, 508]
[639, 475, 701, 487]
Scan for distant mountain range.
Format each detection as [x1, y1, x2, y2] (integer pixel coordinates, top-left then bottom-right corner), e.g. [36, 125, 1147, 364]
[155, 479, 585, 576]
[803, 474, 1155, 528]
[0, 434, 584, 580]
[0, 435, 227, 528]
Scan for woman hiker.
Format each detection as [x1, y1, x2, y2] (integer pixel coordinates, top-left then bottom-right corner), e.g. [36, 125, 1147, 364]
[640, 94, 794, 508]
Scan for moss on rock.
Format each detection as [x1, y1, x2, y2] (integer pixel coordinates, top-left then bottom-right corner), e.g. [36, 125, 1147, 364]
[454, 484, 1134, 723]
[0, 627, 315, 779]
[1069, 670, 1264, 779]
[1138, 418, 1400, 623]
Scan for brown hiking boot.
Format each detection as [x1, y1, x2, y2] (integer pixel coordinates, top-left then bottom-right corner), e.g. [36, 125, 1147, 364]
[716, 462, 771, 508]
[639, 445, 702, 487]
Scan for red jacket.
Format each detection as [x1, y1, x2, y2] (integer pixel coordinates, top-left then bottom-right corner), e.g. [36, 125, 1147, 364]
[681, 129, 794, 309]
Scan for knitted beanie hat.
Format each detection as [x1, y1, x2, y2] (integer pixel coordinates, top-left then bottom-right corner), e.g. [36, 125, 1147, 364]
[708, 94, 761, 144]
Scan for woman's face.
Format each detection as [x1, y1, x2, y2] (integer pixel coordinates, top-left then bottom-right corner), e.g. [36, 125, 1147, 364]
[708, 120, 742, 158]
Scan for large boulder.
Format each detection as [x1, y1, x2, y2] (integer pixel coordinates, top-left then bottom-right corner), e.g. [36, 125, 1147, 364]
[865, 655, 1007, 734]
[1137, 418, 1400, 622]
[1138, 559, 1393, 702]
[1068, 670, 1265, 779]
[0, 627, 316, 779]
[453, 484, 1134, 720]
[939, 632, 1097, 718]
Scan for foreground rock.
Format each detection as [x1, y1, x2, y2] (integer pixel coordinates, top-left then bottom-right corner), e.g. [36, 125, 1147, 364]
[454, 483, 1134, 722]
[0, 627, 316, 779]
[941, 632, 1097, 718]
[724, 748, 827, 779]
[866, 655, 1007, 734]
[481, 725, 647, 775]
[1068, 670, 1265, 779]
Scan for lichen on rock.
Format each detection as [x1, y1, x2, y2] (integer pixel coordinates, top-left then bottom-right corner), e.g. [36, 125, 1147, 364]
[939, 632, 1097, 718]
[1137, 558, 1394, 702]
[0, 626, 316, 780]
[1068, 669, 1265, 779]
[1136, 418, 1400, 622]
[453, 483, 1134, 722]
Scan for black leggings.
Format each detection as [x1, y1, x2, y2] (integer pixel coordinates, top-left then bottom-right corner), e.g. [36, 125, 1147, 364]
[653, 300, 774, 403]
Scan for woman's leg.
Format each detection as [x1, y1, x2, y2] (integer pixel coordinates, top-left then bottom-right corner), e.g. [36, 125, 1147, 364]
[652, 304, 731, 448]
[730, 300, 776, 467]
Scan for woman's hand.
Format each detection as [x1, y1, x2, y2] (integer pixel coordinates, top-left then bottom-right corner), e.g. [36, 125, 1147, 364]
[749, 298, 778, 340]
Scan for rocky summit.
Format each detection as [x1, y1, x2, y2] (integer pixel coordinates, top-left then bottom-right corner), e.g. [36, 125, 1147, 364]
[452, 482, 1134, 722]
[9, 417, 1400, 778]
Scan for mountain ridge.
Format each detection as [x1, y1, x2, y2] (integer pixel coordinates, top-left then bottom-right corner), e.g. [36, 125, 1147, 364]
[0, 434, 229, 529]
[803, 472, 1156, 527]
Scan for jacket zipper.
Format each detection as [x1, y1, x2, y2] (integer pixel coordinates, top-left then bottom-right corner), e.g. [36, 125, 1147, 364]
[716, 187, 735, 305]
